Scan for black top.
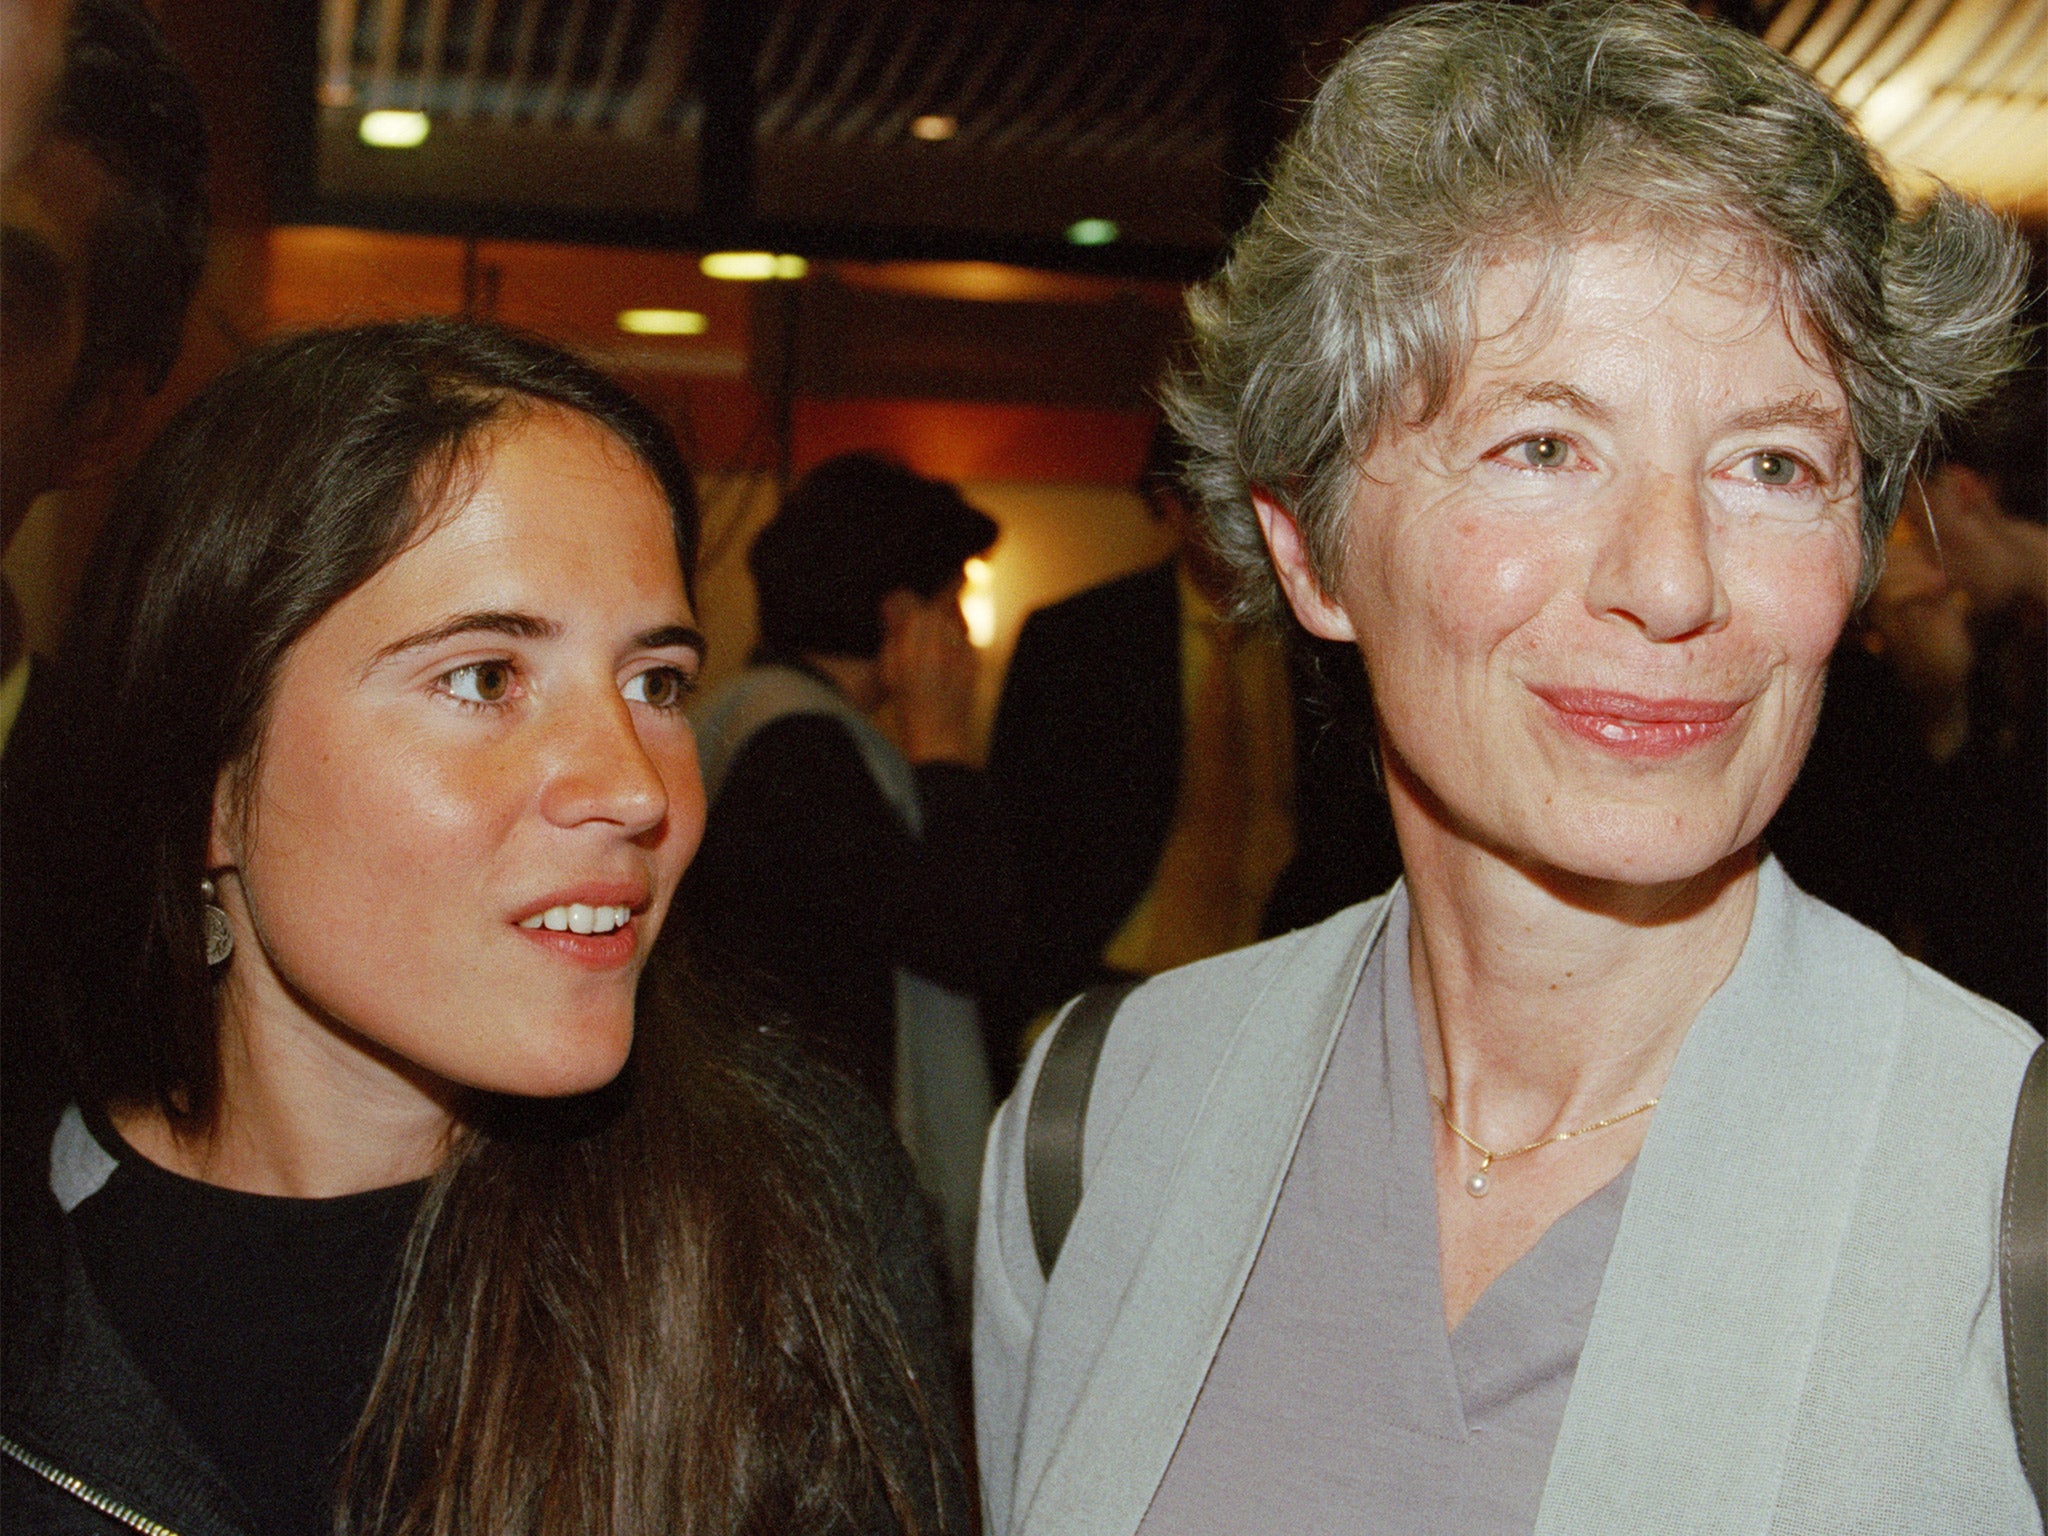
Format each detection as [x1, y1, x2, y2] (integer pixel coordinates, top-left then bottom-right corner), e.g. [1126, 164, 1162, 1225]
[677, 710, 1018, 1109]
[67, 1110, 422, 1536]
[983, 561, 1183, 1071]
[4, 1040, 966, 1536]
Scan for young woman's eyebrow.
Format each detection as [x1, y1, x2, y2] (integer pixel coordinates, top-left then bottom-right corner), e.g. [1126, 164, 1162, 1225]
[370, 611, 563, 668]
[635, 624, 707, 657]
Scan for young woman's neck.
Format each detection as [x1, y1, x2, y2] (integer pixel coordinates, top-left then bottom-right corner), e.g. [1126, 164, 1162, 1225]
[113, 977, 454, 1198]
[1393, 795, 1759, 1148]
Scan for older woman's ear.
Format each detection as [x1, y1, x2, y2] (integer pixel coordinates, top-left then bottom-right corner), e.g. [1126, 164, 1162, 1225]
[1252, 488, 1355, 643]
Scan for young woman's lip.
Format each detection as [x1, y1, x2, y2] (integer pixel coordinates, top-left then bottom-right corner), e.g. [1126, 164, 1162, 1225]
[1531, 686, 1746, 724]
[513, 924, 639, 971]
[510, 884, 649, 925]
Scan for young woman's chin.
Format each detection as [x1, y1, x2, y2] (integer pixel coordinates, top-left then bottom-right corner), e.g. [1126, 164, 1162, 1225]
[475, 1018, 636, 1101]
[370, 1001, 639, 1104]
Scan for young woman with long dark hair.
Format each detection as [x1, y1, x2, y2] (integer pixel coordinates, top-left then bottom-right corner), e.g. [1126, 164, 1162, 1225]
[0, 319, 964, 1536]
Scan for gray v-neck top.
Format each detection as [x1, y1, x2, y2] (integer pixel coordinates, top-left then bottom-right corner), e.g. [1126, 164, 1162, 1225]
[1137, 890, 1633, 1535]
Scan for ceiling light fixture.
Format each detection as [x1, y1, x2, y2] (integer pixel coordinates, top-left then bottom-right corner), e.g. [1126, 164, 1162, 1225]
[358, 110, 431, 149]
[1064, 218, 1119, 247]
[617, 309, 708, 336]
[910, 114, 957, 142]
[700, 252, 809, 281]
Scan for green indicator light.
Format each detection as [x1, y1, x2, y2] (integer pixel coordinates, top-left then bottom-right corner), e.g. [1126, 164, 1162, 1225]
[1065, 218, 1119, 247]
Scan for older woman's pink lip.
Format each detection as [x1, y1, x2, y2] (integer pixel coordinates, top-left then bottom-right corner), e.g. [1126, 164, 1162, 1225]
[1531, 686, 1747, 759]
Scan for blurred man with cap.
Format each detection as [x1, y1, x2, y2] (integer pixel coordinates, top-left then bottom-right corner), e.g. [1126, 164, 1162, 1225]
[982, 425, 1384, 1082]
[674, 454, 1015, 1295]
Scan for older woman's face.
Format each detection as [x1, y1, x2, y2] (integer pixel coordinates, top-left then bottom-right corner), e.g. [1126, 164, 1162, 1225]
[1271, 231, 1863, 886]
[209, 406, 706, 1101]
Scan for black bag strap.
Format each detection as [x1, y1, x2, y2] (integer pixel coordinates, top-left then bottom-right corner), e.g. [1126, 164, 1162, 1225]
[1025, 979, 1141, 1279]
[2003, 1039, 2048, 1516]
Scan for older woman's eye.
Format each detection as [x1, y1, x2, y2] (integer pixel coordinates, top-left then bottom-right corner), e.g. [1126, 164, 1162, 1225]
[1747, 451, 1803, 486]
[444, 661, 513, 704]
[623, 666, 695, 712]
[1516, 436, 1571, 469]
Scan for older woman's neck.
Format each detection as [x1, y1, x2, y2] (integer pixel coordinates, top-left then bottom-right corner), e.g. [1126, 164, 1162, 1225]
[1400, 826, 1759, 1123]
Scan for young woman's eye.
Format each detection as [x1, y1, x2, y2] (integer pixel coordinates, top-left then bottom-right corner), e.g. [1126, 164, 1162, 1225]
[443, 661, 513, 705]
[623, 665, 695, 712]
[1512, 436, 1572, 469]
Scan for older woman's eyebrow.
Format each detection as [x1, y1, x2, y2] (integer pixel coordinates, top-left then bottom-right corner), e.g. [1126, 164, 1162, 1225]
[1449, 381, 1611, 434]
[1721, 397, 1851, 437]
[372, 611, 563, 665]
[1721, 397, 1853, 476]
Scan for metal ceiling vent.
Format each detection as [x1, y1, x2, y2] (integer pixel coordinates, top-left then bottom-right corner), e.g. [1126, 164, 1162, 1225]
[1763, 0, 2048, 218]
[313, 0, 1239, 249]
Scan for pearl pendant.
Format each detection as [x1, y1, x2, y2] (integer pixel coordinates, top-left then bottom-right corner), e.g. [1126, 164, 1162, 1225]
[1465, 1171, 1490, 1198]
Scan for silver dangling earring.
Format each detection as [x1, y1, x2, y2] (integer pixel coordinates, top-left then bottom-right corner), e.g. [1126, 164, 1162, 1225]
[200, 877, 234, 967]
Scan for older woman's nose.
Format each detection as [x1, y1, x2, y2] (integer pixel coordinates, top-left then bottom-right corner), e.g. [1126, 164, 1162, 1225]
[537, 690, 671, 838]
[1585, 472, 1729, 643]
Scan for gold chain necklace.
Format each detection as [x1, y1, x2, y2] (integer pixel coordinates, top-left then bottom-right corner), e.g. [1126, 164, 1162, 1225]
[1431, 1092, 1660, 1198]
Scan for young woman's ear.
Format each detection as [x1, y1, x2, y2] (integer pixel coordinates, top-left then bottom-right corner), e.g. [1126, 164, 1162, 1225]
[207, 763, 243, 871]
[1252, 488, 1356, 642]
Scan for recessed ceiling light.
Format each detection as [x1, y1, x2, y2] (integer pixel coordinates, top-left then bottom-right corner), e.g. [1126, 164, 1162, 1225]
[910, 114, 957, 142]
[1064, 218, 1119, 247]
[617, 309, 707, 336]
[700, 252, 810, 281]
[358, 110, 430, 149]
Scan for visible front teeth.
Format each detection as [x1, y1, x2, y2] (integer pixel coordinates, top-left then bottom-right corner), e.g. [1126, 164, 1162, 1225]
[518, 904, 632, 933]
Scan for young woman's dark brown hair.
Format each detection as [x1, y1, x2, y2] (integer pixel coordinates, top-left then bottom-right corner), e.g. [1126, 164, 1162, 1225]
[1, 319, 961, 1536]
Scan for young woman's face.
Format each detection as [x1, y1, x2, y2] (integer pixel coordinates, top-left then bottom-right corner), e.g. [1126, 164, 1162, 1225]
[210, 405, 705, 1101]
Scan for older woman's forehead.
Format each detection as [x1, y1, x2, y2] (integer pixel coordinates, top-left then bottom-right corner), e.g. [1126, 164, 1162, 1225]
[1432, 231, 1846, 415]
[1466, 223, 1797, 343]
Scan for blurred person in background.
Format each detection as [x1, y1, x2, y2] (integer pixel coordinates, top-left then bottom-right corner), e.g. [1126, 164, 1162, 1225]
[974, 3, 2037, 1532]
[1, 0, 208, 1145]
[0, 0, 207, 721]
[0, 0, 71, 180]
[1257, 624, 1405, 941]
[676, 453, 1013, 1296]
[1773, 440, 2047, 1022]
[3, 321, 964, 1536]
[982, 426, 1297, 1082]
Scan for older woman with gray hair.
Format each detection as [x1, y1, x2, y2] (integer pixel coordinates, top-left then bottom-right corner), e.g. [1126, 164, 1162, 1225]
[973, 3, 2035, 1534]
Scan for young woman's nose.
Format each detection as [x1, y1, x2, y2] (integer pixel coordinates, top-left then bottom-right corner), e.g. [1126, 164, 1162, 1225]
[1585, 470, 1730, 643]
[536, 688, 671, 837]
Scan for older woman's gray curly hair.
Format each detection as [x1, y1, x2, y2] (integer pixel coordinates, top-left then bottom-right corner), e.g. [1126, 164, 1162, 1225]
[1165, 0, 2029, 621]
